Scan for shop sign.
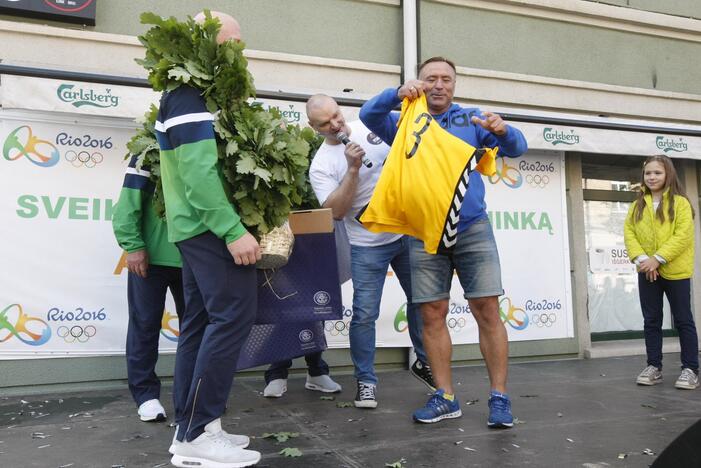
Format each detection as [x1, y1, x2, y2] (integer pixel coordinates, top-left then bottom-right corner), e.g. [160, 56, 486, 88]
[543, 127, 580, 146]
[655, 136, 688, 153]
[0, 0, 96, 25]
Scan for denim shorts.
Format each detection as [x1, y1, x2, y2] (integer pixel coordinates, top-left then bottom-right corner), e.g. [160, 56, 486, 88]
[409, 218, 504, 303]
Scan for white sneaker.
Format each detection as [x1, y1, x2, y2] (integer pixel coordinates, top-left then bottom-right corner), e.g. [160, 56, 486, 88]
[305, 374, 342, 393]
[675, 368, 700, 390]
[137, 399, 166, 422]
[169, 420, 249, 454]
[636, 365, 663, 386]
[263, 379, 287, 398]
[170, 419, 260, 468]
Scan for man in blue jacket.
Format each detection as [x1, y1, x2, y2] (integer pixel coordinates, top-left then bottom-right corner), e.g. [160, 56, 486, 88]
[360, 56, 528, 428]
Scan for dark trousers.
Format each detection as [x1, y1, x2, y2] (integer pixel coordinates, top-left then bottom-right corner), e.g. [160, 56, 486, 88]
[264, 351, 329, 384]
[126, 265, 184, 406]
[638, 274, 699, 372]
[174, 232, 257, 442]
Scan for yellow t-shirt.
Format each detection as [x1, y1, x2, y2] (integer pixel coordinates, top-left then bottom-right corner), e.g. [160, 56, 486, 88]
[359, 95, 498, 254]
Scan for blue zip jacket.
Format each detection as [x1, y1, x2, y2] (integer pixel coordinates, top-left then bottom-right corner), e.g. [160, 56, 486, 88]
[360, 87, 528, 232]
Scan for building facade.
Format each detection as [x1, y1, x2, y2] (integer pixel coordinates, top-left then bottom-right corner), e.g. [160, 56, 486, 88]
[1, 0, 701, 391]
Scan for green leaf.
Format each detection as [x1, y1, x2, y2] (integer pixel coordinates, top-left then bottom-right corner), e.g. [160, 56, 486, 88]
[336, 402, 354, 408]
[319, 396, 335, 401]
[168, 67, 191, 83]
[262, 432, 299, 443]
[236, 154, 257, 174]
[279, 447, 302, 458]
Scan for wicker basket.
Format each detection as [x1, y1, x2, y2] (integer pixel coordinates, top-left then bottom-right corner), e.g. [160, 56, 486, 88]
[257, 220, 295, 269]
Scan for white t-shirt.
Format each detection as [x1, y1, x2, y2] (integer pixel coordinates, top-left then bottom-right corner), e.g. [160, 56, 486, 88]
[309, 120, 402, 247]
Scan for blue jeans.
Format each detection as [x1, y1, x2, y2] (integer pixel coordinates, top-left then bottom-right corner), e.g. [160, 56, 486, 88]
[350, 237, 426, 385]
[638, 274, 699, 372]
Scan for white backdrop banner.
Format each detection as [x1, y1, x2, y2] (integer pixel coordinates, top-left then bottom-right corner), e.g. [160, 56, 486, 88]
[325, 150, 575, 348]
[0, 108, 573, 359]
[0, 110, 181, 358]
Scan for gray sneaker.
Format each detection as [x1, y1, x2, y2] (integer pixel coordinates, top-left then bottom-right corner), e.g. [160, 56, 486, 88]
[305, 374, 342, 393]
[674, 368, 699, 390]
[636, 365, 663, 385]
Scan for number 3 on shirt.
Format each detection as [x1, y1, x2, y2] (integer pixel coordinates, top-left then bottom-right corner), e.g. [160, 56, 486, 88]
[406, 113, 433, 159]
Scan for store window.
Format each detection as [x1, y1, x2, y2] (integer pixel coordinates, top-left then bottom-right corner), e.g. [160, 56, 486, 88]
[581, 153, 674, 340]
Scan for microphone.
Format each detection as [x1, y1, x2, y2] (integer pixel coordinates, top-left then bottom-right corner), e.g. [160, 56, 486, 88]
[336, 131, 372, 168]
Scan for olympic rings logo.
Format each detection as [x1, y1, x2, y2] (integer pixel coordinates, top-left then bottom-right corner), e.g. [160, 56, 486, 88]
[325, 320, 350, 337]
[488, 157, 523, 189]
[447, 317, 467, 332]
[498, 297, 529, 330]
[160, 310, 180, 342]
[325, 307, 352, 337]
[2, 126, 60, 168]
[531, 313, 557, 327]
[64, 150, 103, 168]
[525, 174, 550, 188]
[0, 303, 52, 346]
[56, 325, 96, 343]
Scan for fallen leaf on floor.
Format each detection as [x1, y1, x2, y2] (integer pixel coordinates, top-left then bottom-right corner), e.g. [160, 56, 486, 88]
[384, 457, 406, 467]
[279, 447, 302, 457]
[464, 399, 479, 406]
[336, 402, 354, 408]
[319, 396, 335, 401]
[641, 403, 657, 409]
[120, 434, 152, 442]
[262, 432, 299, 443]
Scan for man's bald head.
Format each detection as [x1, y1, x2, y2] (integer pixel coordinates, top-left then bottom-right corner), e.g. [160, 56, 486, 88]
[194, 11, 241, 44]
[306, 94, 347, 142]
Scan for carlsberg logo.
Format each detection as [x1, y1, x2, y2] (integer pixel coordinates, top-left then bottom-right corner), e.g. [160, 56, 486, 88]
[656, 136, 687, 153]
[57, 84, 120, 109]
[543, 128, 580, 146]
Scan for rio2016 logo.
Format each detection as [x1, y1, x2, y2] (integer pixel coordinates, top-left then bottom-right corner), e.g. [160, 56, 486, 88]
[0, 303, 52, 346]
[160, 310, 180, 342]
[393, 303, 409, 333]
[488, 157, 523, 189]
[3, 126, 60, 168]
[498, 297, 529, 330]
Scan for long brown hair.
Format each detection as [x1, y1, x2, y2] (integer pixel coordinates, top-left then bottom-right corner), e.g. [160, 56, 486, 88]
[633, 154, 693, 223]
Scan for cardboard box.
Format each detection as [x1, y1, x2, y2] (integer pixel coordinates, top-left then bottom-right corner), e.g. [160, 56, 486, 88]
[288, 208, 334, 234]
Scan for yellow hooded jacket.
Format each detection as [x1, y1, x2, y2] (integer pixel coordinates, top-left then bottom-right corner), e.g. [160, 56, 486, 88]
[623, 191, 695, 280]
[358, 95, 498, 254]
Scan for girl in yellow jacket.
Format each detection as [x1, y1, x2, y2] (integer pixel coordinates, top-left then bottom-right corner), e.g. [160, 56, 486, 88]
[624, 154, 698, 390]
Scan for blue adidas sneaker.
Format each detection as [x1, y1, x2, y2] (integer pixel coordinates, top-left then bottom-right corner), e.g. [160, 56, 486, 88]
[413, 389, 462, 423]
[487, 390, 513, 428]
